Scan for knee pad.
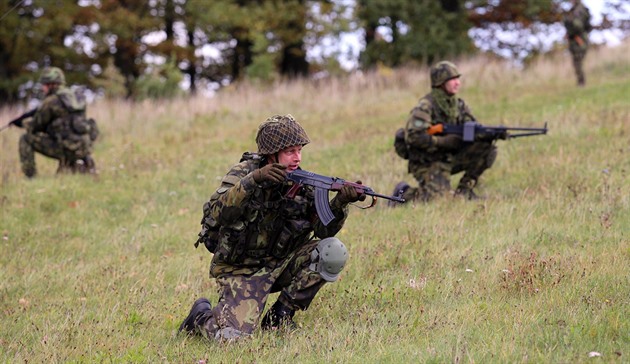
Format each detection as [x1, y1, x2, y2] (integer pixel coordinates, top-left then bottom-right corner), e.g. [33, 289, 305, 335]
[309, 237, 348, 282]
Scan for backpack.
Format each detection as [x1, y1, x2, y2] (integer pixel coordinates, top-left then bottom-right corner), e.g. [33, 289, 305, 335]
[194, 200, 221, 253]
[194, 152, 262, 253]
[394, 128, 409, 160]
[57, 87, 100, 142]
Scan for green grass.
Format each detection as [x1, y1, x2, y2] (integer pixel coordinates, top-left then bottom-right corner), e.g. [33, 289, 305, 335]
[1, 43, 629, 363]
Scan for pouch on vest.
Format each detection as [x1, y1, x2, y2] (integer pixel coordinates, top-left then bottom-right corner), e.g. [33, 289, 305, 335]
[195, 200, 220, 253]
[270, 219, 311, 259]
[86, 118, 100, 141]
[394, 128, 409, 160]
[58, 87, 99, 141]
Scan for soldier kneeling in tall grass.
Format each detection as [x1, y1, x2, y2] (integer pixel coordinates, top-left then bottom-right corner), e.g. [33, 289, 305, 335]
[180, 114, 364, 341]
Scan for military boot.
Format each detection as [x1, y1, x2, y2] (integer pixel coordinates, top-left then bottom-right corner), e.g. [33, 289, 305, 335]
[179, 298, 212, 334]
[56, 159, 75, 174]
[260, 300, 297, 331]
[74, 159, 87, 174]
[455, 187, 482, 200]
[83, 155, 97, 174]
[455, 177, 484, 200]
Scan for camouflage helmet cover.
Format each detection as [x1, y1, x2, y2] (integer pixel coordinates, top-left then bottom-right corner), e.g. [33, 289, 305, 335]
[256, 114, 310, 155]
[430, 61, 460, 88]
[39, 67, 66, 85]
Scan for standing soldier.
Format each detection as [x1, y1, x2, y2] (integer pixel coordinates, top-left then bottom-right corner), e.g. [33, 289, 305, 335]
[391, 61, 505, 203]
[9, 67, 97, 178]
[179, 114, 365, 341]
[563, 0, 592, 86]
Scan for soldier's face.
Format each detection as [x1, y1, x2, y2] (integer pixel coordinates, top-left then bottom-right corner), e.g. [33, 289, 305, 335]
[443, 77, 461, 95]
[274, 145, 302, 171]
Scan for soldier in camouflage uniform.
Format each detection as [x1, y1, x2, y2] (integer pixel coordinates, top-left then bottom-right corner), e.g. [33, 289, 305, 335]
[392, 61, 503, 203]
[179, 115, 365, 341]
[12, 67, 96, 178]
[563, 0, 592, 86]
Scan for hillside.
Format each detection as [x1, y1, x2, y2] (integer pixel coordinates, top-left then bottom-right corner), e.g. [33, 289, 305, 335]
[0, 42, 628, 363]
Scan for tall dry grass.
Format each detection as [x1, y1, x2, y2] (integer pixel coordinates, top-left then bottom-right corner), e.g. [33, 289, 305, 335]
[0, 41, 628, 363]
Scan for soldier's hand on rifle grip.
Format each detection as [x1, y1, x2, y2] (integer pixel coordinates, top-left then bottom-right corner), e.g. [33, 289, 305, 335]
[337, 181, 367, 204]
[253, 163, 287, 185]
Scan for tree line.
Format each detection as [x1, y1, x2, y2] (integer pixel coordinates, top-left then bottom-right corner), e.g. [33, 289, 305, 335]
[0, 0, 627, 105]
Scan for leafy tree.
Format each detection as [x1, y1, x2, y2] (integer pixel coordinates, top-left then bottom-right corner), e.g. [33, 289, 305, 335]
[357, 0, 474, 69]
[467, 0, 560, 62]
[91, 58, 127, 98]
[134, 57, 183, 100]
[95, 0, 160, 98]
[0, 0, 102, 105]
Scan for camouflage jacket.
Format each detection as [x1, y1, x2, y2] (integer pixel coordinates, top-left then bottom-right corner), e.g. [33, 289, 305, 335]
[404, 91, 474, 160]
[205, 153, 349, 273]
[563, 3, 592, 39]
[27, 86, 92, 150]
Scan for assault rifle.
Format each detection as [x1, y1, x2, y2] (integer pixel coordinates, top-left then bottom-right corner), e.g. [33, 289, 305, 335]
[0, 108, 37, 132]
[427, 121, 548, 142]
[286, 169, 405, 226]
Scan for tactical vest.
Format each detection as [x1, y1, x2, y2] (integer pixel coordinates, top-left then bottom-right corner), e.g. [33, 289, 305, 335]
[195, 153, 314, 265]
[52, 87, 99, 143]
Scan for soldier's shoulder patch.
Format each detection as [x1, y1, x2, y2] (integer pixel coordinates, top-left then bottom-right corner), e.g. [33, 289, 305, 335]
[414, 119, 430, 128]
[410, 108, 431, 127]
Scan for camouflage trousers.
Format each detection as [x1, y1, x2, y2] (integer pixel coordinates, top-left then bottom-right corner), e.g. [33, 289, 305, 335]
[404, 141, 497, 202]
[569, 39, 588, 85]
[19, 132, 92, 177]
[202, 238, 327, 340]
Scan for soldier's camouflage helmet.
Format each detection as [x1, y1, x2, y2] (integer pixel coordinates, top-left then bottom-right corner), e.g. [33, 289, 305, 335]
[39, 67, 66, 85]
[430, 61, 460, 88]
[256, 114, 310, 155]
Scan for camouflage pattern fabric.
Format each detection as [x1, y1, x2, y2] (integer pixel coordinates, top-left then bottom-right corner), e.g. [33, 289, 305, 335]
[563, 2, 591, 85]
[403, 89, 496, 201]
[256, 115, 310, 155]
[197, 153, 349, 340]
[19, 86, 94, 177]
[402, 142, 497, 202]
[39, 67, 66, 85]
[19, 133, 65, 177]
[430, 61, 460, 88]
[203, 238, 326, 340]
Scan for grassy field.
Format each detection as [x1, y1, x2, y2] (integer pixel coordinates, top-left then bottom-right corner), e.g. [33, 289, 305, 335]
[1, 42, 628, 363]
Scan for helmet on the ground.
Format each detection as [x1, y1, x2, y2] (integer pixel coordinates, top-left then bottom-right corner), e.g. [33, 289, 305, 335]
[430, 61, 460, 88]
[39, 67, 66, 85]
[256, 114, 310, 155]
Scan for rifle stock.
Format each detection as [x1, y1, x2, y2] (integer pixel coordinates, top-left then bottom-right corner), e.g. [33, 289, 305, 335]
[286, 169, 405, 226]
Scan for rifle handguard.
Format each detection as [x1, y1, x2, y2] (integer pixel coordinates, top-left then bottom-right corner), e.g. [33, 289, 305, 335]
[285, 169, 404, 226]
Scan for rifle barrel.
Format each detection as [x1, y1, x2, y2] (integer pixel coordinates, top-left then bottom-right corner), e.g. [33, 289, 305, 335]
[508, 131, 547, 138]
[366, 190, 405, 202]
